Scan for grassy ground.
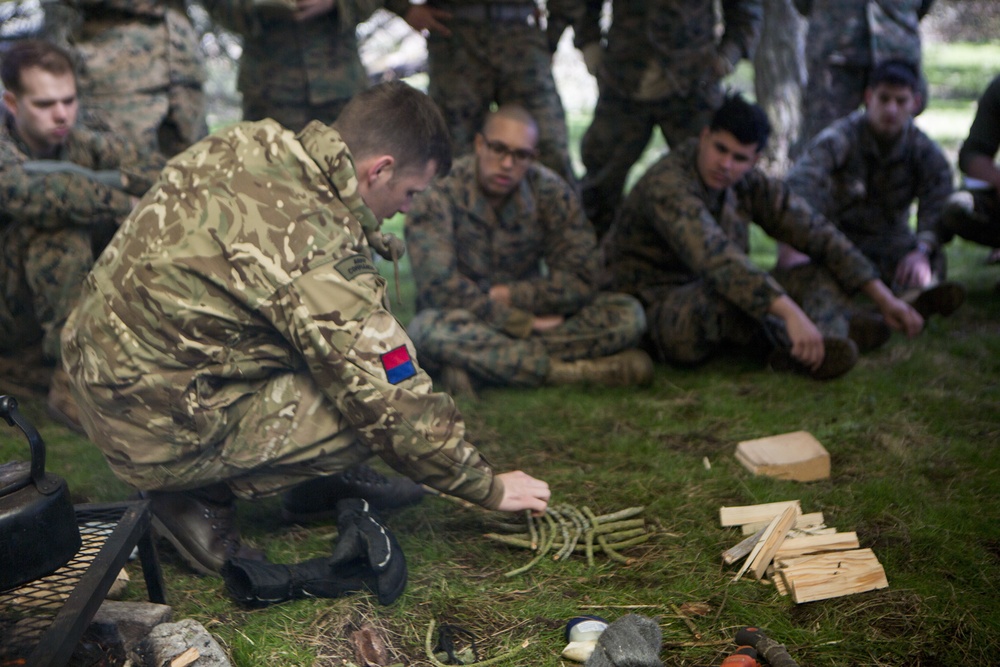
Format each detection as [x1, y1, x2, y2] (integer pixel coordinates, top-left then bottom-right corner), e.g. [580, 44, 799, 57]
[3, 43, 1000, 667]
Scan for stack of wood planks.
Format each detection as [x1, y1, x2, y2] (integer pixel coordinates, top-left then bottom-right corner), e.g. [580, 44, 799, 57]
[719, 500, 888, 604]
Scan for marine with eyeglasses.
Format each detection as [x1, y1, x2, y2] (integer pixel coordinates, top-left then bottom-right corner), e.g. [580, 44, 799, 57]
[404, 105, 653, 396]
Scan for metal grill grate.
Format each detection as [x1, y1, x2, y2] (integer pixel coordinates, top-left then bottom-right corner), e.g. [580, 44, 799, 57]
[0, 502, 165, 667]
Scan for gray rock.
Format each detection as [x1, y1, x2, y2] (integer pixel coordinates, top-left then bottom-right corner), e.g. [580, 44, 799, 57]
[141, 618, 232, 667]
[89, 600, 173, 652]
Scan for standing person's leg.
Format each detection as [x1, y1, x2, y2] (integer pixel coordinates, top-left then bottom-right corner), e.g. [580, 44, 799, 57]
[496, 23, 576, 184]
[581, 93, 655, 238]
[426, 22, 497, 160]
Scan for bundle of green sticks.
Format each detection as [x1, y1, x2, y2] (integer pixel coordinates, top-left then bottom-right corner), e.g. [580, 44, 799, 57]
[483, 504, 649, 576]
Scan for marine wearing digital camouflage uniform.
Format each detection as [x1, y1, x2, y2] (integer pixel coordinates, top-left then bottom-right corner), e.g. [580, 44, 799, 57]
[61, 82, 550, 576]
[942, 73, 1000, 252]
[50, 0, 207, 157]
[575, 0, 762, 238]
[405, 106, 651, 393]
[785, 60, 964, 318]
[794, 0, 934, 154]
[0, 40, 162, 367]
[605, 93, 923, 380]
[201, 0, 406, 131]
[401, 0, 578, 184]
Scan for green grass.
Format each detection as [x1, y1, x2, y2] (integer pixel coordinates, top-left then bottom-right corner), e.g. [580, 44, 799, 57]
[3, 44, 1000, 667]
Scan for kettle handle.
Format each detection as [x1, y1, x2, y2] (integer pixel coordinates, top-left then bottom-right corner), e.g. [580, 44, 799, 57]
[0, 395, 60, 495]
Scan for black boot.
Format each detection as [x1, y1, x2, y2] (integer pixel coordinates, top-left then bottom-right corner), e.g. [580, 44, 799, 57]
[147, 483, 265, 576]
[281, 465, 425, 523]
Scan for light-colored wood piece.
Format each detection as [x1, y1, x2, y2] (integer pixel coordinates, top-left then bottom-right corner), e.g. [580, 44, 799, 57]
[171, 647, 200, 667]
[748, 505, 799, 580]
[732, 505, 798, 581]
[722, 526, 767, 565]
[777, 548, 888, 603]
[719, 500, 801, 527]
[735, 431, 831, 482]
[774, 531, 860, 559]
[741, 511, 826, 535]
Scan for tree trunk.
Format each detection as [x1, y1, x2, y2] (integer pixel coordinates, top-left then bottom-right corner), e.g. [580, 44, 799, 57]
[753, 0, 806, 176]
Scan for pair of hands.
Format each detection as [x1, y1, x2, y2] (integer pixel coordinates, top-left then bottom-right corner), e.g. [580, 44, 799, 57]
[488, 284, 565, 332]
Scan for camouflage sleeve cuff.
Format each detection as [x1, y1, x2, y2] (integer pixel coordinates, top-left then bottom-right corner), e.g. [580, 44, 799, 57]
[478, 476, 505, 510]
[500, 307, 534, 338]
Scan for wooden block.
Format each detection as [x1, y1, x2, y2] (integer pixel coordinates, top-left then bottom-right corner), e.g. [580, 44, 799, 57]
[774, 531, 860, 559]
[719, 500, 801, 527]
[741, 511, 826, 535]
[748, 505, 799, 580]
[777, 548, 888, 603]
[735, 431, 831, 482]
[733, 505, 798, 581]
[722, 526, 766, 565]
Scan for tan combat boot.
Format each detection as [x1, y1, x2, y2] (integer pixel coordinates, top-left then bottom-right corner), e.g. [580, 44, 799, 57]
[46, 367, 85, 434]
[546, 348, 655, 387]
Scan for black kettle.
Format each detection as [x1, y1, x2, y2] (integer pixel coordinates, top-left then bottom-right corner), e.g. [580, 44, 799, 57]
[0, 395, 81, 592]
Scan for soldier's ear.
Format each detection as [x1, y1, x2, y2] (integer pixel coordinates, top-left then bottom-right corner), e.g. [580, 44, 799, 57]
[363, 155, 395, 186]
[2, 90, 18, 117]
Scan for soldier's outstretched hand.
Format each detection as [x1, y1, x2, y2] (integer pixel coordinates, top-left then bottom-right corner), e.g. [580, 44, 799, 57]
[494, 471, 550, 515]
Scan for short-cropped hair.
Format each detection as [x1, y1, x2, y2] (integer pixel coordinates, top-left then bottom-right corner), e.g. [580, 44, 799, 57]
[335, 81, 452, 177]
[868, 59, 920, 93]
[709, 91, 772, 151]
[1, 39, 76, 96]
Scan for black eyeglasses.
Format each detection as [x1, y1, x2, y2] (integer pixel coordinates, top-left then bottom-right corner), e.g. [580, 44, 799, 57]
[480, 135, 537, 164]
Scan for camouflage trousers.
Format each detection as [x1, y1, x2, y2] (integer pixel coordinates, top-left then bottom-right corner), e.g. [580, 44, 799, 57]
[70, 364, 375, 498]
[646, 264, 853, 365]
[83, 83, 207, 157]
[242, 96, 352, 134]
[407, 292, 646, 386]
[426, 20, 575, 184]
[581, 85, 719, 238]
[0, 225, 95, 361]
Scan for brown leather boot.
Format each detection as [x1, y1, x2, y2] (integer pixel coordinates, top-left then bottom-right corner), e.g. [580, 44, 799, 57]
[768, 336, 858, 381]
[848, 311, 892, 353]
[46, 367, 85, 434]
[147, 483, 265, 576]
[546, 348, 655, 387]
[911, 282, 966, 320]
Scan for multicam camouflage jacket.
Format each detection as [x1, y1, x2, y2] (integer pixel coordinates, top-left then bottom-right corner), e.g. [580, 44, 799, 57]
[606, 139, 878, 321]
[52, 0, 204, 95]
[201, 0, 406, 106]
[405, 154, 600, 338]
[0, 110, 162, 231]
[794, 0, 934, 67]
[62, 120, 502, 508]
[787, 110, 954, 252]
[573, 0, 762, 100]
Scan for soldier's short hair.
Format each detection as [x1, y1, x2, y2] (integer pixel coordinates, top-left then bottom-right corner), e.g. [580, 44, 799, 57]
[710, 92, 771, 151]
[482, 105, 539, 142]
[0, 39, 76, 96]
[335, 81, 452, 178]
[867, 60, 920, 93]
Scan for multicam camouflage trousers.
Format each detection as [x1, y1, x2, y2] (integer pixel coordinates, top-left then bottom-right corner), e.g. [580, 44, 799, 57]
[645, 264, 854, 365]
[426, 19, 575, 184]
[70, 363, 376, 498]
[407, 292, 647, 386]
[0, 225, 94, 362]
[581, 86, 719, 238]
